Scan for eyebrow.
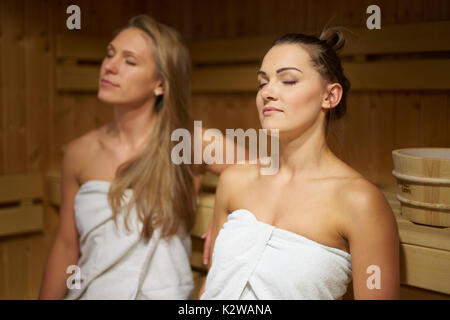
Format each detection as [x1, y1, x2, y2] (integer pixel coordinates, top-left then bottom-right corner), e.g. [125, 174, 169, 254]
[257, 67, 303, 76]
[107, 43, 138, 57]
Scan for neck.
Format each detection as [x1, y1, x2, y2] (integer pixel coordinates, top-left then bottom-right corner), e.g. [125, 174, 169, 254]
[276, 118, 334, 181]
[109, 100, 158, 152]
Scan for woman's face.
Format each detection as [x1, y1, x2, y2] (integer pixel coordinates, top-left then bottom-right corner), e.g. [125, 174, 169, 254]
[256, 43, 329, 137]
[98, 27, 163, 106]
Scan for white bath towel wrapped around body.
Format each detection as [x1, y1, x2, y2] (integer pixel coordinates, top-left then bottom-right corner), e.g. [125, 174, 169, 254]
[64, 180, 193, 300]
[201, 209, 352, 300]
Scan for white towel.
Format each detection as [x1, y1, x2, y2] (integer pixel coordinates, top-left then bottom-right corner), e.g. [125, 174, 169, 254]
[201, 209, 352, 300]
[64, 180, 193, 300]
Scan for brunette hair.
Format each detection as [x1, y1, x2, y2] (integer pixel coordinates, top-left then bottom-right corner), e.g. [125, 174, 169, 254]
[271, 27, 351, 137]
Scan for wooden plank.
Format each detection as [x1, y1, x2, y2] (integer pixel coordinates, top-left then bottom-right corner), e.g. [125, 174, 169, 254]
[191, 205, 214, 238]
[189, 21, 450, 63]
[24, 0, 50, 173]
[190, 59, 450, 93]
[53, 93, 76, 165]
[190, 235, 208, 272]
[345, 92, 371, 177]
[47, 0, 57, 172]
[400, 243, 450, 295]
[3, 237, 29, 299]
[56, 65, 100, 92]
[394, 92, 421, 149]
[419, 92, 448, 146]
[27, 232, 48, 299]
[344, 59, 450, 91]
[0, 206, 44, 237]
[400, 284, 450, 299]
[369, 92, 396, 186]
[74, 94, 97, 137]
[47, 171, 61, 207]
[397, 215, 450, 252]
[0, 242, 5, 298]
[448, 93, 450, 147]
[191, 270, 206, 299]
[424, 0, 450, 21]
[0, 173, 43, 202]
[189, 37, 271, 65]
[0, 0, 3, 175]
[54, 21, 450, 66]
[397, 0, 424, 24]
[2, 0, 26, 174]
[201, 172, 219, 191]
[198, 192, 216, 208]
[333, 21, 450, 55]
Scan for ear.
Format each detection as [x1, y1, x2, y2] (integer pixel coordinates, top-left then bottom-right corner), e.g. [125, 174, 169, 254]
[321, 83, 342, 110]
[154, 80, 165, 96]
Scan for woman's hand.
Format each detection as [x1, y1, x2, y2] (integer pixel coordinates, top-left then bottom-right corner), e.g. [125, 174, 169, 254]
[202, 218, 214, 265]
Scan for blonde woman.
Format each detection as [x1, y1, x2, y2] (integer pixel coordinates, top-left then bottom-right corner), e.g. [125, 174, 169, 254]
[39, 15, 234, 300]
[200, 29, 400, 300]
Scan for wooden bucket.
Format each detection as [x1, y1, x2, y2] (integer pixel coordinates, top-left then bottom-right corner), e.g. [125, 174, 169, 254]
[392, 148, 450, 227]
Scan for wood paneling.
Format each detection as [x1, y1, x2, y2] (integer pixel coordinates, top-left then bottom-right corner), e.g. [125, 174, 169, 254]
[0, 0, 449, 300]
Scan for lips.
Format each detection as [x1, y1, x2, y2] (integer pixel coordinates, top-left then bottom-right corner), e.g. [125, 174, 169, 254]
[263, 106, 283, 115]
[100, 78, 119, 87]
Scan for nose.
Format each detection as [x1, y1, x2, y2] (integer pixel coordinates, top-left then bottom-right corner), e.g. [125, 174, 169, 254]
[260, 82, 277, 101]
[103, 56, 119, 74]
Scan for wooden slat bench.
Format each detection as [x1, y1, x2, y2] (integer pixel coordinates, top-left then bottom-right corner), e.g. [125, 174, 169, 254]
[0, 173, 44, 237]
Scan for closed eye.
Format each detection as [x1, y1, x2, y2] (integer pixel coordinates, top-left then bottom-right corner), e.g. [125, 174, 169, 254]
[283, 81, 297, 85]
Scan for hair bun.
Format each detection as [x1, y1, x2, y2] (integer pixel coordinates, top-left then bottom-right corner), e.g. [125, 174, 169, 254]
[319, 27, 346, 52]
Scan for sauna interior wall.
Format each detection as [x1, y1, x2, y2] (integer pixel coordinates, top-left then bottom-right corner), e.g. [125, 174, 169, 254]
[0, 0, 449, 299]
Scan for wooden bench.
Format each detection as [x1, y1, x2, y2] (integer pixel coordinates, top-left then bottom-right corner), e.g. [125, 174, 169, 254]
[0, 173, 44, 237]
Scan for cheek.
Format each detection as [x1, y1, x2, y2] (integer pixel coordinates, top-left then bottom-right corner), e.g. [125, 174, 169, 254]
[287, 83, 322, 113]
[256, 93, 264, 109]
[125, 71, 154, 98]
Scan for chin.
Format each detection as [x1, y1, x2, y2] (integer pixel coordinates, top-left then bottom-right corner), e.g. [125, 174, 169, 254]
[97, 90, 119, 104]
[260, 118, 282, 132]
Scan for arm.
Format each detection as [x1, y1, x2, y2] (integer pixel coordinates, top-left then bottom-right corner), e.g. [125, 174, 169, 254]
[198, 167, 234, 298]
[342, 182, 400, 299]
[199, 128, 250, 264]
[38, 144, 81, 299]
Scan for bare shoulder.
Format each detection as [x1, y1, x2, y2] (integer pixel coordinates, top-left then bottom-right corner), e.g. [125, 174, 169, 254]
[61, 126, 104, 182]
[334, 174, 398, 239]
[65, 127, 103, 158]
[216, 162, 258, 196]
[337, 177, 391, 215]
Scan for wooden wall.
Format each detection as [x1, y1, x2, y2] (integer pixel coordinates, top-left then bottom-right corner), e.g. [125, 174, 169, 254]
[0, 0, 449, 299]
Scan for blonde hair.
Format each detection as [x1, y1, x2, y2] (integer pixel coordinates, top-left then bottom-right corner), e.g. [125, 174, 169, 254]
[108, 15, 196, 240]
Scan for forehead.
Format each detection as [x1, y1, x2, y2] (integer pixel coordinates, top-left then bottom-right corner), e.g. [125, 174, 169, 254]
[260, 43, 312, 73]
[110, 27, 155, 57]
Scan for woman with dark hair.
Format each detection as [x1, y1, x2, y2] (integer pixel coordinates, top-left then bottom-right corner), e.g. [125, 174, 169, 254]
[200, 28, 400, 300]
[39, 15, 236, 300]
